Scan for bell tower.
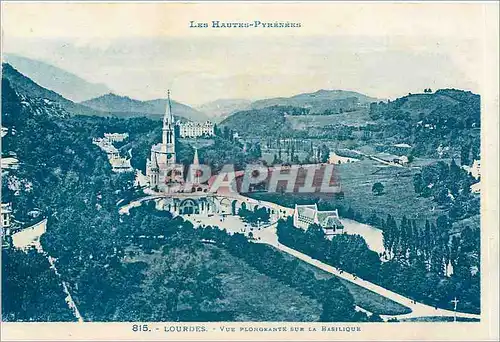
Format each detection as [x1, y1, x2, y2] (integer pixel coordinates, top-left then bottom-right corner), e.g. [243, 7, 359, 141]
[162, 90, 176, 164]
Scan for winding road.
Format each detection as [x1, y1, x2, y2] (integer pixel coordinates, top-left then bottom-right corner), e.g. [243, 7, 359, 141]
[257, 222, 479, 321]
[118, 188, 481, 322]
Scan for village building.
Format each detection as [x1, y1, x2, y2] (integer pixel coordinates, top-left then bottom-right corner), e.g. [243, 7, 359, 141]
[92, 137, 133, 173]
[104, 132, 129, 143]
[110, 158, 133, 173]
[293, 204, 344, 235]
[1, 203, 12, 237]
[178, 121, 215, 138]
[393, 155, 409, 165]
[1, 155, 19, 171]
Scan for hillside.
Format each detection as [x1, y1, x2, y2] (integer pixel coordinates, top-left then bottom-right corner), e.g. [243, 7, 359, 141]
[369, 89, 480, 124]
[220, 106, 295, 137]
[1, 82, 357, 321]
[3, 54, 111, 102]
[197, 98, 252, 122]
[368, 89, 480, 158]
[221, 89, 480, 160]
[82, 94, 209, 122]
[2, 63, 107, 117]
[250, 90, 379, 114]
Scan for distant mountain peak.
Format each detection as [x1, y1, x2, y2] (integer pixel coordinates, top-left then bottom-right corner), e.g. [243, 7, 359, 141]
[250, 89, 379, 114]
[2, 62, 107, 117]
[82, 93, 209, 122]
[3, 54, 112, 102]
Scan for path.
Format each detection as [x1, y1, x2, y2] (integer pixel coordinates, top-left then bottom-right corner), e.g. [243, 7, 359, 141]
[255, 221, 480, 321]
[118, 174, 480, 321]
[11, 219, 84, 322]
[179, 213, 479, 321]
[46, 254, 84, 322]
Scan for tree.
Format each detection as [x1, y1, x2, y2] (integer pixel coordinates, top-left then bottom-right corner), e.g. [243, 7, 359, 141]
[460, 143, 471, 166]
[372, 182, 384, 195]
[320, 144, 330, 163]
[413, 173, 423, 193]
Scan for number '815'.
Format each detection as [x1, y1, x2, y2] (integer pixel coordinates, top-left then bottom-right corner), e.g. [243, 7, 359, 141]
[132, 324, 149, 332]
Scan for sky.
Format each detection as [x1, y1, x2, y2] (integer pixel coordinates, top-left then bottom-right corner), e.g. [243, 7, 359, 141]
[1, 2, 494, 106]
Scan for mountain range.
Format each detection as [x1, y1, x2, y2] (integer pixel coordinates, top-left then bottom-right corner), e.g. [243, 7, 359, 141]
[249, 89, 379, 113]
[3, 54, 112, 103]
[2, 63, 106, 117]
[196, 90, 380, 121]
[81, 94, 209, 122]
[1, 63, 208, 121]
[2, 54, 383, 123]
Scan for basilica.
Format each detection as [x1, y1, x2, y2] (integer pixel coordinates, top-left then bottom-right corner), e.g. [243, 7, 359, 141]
[145, 91, 185, 192]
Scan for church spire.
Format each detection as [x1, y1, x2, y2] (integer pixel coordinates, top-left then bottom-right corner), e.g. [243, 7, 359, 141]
[164, 89, 174, 126]
[193, 147, 199, 165]
[162, 89, 176, 150]
[192, 147, 200, 184]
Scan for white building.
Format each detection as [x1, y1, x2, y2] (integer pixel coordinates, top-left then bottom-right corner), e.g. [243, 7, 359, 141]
[104, 132, 129, 143]
[110, 158, 133, 173]
[146, 91, 184, 191]
[178, 121, 215, 138]
[293, 204, 344, 235]
[93, 137, 133, 172]
[1, 203, 12, 237]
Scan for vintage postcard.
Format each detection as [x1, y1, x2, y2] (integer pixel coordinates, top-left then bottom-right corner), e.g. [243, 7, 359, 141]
[0, 1, 498, 341]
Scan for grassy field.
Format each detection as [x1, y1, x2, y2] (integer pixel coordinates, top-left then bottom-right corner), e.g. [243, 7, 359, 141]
[335, 159, 446, 223]
[126, 243, 322, 322]
[339, 280, 411, 316]
[277, 248, 411, 316]
[248, 158, 446, 225]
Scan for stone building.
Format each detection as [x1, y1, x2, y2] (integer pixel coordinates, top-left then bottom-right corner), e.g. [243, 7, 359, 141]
[293, 204, 344, 235]
[178, 121, 215, 138]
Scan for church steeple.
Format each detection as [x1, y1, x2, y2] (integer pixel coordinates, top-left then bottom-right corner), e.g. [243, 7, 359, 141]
[163, 89, 174, 127]
[193, 147, 199, 166]
[162, 89, 176, 160]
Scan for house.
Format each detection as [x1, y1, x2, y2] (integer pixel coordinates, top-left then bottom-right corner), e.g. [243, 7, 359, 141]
[393, 155, 409, 165]
[293, 204, 344, 235]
